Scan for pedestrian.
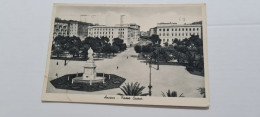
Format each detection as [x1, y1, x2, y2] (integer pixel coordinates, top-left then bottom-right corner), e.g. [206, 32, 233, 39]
[117, 66, 119, 69]
[127, 56, 128, 59]
[56, 61, 58, 65]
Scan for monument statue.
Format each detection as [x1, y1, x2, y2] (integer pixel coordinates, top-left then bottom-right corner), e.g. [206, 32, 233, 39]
[72, 47, 105, 85]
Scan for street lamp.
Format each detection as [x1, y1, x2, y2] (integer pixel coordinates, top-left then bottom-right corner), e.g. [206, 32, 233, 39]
[147, 56, 158, 96]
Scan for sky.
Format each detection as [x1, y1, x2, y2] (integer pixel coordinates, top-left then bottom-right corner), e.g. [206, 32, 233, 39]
[55, 5, 203, 31]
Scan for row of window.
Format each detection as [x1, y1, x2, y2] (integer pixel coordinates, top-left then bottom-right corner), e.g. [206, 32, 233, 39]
[55, 29, 67, 32]
[93, 35, 114, 38]
[159, 32, 200, 36]
[162, 35, 200, 42]
[158, 28, 200, 32]
[90, 28, 127, 31]
[92, 32, 114, 34]
[92, 28, 115, 31]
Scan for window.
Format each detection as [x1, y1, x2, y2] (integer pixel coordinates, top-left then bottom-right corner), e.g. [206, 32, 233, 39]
[175, 33, 177, 36]
[172, 33, 174, 36]
[172, 29, 174, 31]
[182, 28, 184, 31]
[159, 33, 161, 36]
[186, 33, 188, 36]
[179, 28, 180, 31]
[175, 28, 177, 31]
[163, 39, 165, 42]
[163, 33, 165, 36]
[197, 28, 199, 31]
[179, 33, 180, 36]
[167, 39, 169, 42]
[189, 28, 191, 31]
[163, 29, 165, 31]
[186, 28, 188, 31]
[167, 29, 169, 31]
[193, 28, 195, 31]
[167, 33, 169, 36]
[182, 33, 184, 36]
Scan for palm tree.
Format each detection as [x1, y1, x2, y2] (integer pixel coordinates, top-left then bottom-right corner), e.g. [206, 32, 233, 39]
[118, 82, 148, 96]
[161, 90, 184, 97]
[197, 87, 206, 98]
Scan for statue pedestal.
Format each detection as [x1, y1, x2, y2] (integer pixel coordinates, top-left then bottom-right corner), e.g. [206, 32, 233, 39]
[72, 47, 105, 85]
[72, 76, 105, 85]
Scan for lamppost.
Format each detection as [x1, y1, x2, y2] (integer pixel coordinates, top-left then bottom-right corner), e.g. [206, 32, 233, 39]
[147, 56, 158, 96]
[148, 57, 152, 96]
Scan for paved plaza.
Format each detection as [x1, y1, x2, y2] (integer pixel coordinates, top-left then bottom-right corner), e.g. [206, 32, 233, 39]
[47, 47, 204, 97]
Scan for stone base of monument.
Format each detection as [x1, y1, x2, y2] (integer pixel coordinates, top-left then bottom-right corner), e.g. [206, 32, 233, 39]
[72, 76, 105, 85]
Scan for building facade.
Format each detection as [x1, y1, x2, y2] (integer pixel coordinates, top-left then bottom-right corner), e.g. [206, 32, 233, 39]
[153, 23, 202, 45]
[53, 18, 93, 40]
[53, 19, 69, 38]
[87, 24, 140, 46]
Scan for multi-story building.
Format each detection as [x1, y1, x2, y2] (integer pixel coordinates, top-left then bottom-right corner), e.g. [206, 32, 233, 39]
[152, 22, 202, 45]
[87, 23, 140, 46]
[53, 18, 93, 40]
[53, 18, 69, 38]
[68, 21, 78, 37]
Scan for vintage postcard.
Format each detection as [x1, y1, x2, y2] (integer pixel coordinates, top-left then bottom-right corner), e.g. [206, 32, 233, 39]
[42, 3, 209, 107]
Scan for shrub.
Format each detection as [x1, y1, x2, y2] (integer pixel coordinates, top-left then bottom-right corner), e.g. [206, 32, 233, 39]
[161, 90, 184, 97]
[118, 82, 148, 96]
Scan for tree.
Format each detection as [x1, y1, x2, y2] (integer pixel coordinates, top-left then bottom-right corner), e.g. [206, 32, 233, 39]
[149, 34, 161, 45]
[80, 44, 90, 59]
[173, 38, 179, 44]
[164, 41, 169, 47]
[111, 45, 119, 56]
[52, 36, 69, 57]
[197, 88, 205, 98]
[52, 45, 64, 58]
[112, 38, 126, 51]
[100, 36, 110, 43]
[161, 90, 184, 97]
[134, 45, 141, 53]
[156, 48, 171, 63]
[118, 82, 148, 96]
[102, 43, 112, 56]
[112, 38, 124, 46]
[68, 36, 81, 57]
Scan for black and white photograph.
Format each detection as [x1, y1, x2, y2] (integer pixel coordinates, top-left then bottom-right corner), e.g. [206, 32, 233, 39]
[3, 0, 260, 116]
[42, 4, 209, 107]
